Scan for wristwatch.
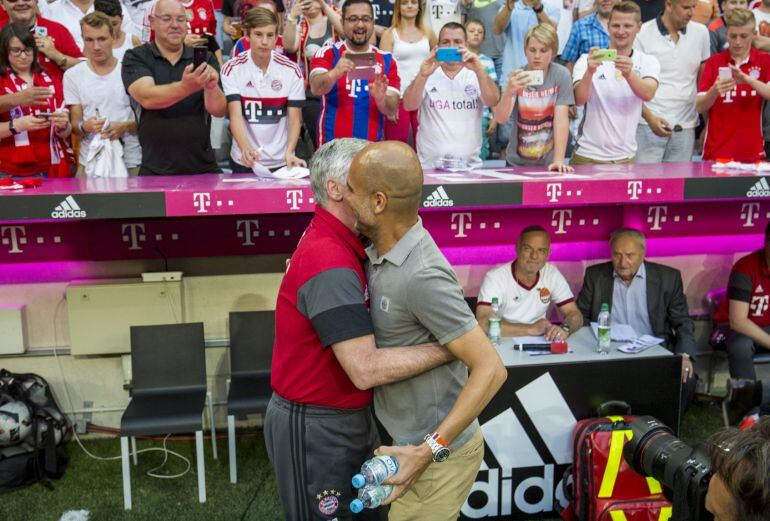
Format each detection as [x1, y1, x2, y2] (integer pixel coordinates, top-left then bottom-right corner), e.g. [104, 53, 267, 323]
[424, 432, 451, 463]
[533, 3, 544, 13]
[560, 324, 571, 334]
[9, 118, 18, 135]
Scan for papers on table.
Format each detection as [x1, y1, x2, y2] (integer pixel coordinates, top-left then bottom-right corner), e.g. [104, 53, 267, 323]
[617, 335, 664, 354]
[590, 322, 637, 342]
[511, 335, 549, 345]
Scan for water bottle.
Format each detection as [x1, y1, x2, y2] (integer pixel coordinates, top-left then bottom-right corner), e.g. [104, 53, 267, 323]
[488, 297, 501, 347]
[597, 303, 611, 355]
[351, 455, 398, 489]
[349, 484, 393, 513]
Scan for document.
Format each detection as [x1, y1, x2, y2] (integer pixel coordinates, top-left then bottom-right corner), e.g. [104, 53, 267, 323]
[590, 322, 637, 342]
[617, 335, 665, 354]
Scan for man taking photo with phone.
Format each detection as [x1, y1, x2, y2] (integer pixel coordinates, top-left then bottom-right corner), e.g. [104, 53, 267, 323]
[403, 21, 499, 168]
[122, 0, 226, 175]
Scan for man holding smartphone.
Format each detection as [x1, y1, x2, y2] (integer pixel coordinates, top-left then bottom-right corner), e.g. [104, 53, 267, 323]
[572, 1, 659, 163]
[309, 0, 400, 145]
[122, 0, 226, 175]
[696, 8, 770, 162]
[403, 22, 499, 168]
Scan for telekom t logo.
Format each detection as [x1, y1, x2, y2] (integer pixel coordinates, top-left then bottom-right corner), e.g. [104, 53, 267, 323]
[627, 181, 643, 200]
[647, 206, 668, 231]
[236, 219, 260, 246]
[193, 193, 211, 214]
[1, 225, 26, 254]
[751, 295, 769, 316]
[286, 190, 303, 210]
[122, 223, 146, 251]
[551, 209, 572, 235]
[546, 183, 562, 203]
[741, 202, 760, 227]
[451, 212, 472, 238]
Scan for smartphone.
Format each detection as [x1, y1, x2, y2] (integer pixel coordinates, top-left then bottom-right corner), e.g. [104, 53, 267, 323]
[522, 69, 544, 86]
[591, 48, 617, 62]
[347, 52, 376, 80]
[436, 47, 462, 62]
[193, 46, 208, 70]
[33, 26, 48, 37]
[37, 112, 53, 120]
[718, 66, 732, 81]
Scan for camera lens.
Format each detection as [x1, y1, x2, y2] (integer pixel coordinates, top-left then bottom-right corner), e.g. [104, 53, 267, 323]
[623, 416, 692, 488]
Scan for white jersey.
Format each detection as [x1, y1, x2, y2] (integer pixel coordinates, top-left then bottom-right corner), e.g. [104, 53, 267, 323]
[477, 261, 575, 325]
[416, 66, 484, 168]
[221, 51, 305, 168]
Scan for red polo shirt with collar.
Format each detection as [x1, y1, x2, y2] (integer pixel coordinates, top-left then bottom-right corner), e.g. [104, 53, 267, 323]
[715, 250, 770, 327]
[272, 206, 374, 409]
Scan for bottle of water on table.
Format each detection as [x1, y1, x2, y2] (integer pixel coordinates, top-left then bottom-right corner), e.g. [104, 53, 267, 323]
[488, 297, 501, 347]
[349, 484, 393, 513]
[597, 303, 611, 355]
[351, 455, 398, 489]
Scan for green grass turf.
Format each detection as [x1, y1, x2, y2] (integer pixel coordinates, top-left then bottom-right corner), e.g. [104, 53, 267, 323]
[2, 401, 725, 521]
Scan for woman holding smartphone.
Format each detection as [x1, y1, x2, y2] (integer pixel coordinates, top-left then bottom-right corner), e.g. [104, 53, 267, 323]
[379, 0, 435, 145]
[282, 0, 343, 147]
[493, 23, 573, 172]
[0, 23, 72, 178]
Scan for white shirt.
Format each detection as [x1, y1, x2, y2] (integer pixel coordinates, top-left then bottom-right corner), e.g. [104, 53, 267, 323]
[416, 66, 484, 168]
[478, 261, 575, 325]
[41, 0, 137, 49]
[422, 0, 461, 37]
[63, 60, 141, 168]
[573, 50, 661, 161]
[634, 18, 710, 129]
[221, 51, 306, 168]
[112, 33, 135, 62]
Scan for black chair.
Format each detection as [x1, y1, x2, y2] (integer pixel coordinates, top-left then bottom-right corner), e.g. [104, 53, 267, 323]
[704, 288, 770, 394]
[226, 311, 274, 484]
[120, 323, 209, 509]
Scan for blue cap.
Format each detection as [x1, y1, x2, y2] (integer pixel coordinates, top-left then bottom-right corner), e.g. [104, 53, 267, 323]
[350, 499, 364, 514]
[351, 474, 366, 489]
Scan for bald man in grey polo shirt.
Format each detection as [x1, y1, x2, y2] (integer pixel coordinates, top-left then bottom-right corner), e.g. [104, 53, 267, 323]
[343, 141, 507, 520]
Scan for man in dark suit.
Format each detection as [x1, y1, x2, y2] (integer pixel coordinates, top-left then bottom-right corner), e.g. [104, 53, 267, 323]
[577, 228, 696, 409]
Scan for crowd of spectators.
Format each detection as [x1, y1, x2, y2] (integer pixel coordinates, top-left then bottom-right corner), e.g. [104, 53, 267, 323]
[3, 0, 770, 177]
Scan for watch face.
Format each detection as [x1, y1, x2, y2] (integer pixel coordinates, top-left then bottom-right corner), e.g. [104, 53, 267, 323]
[433, 447, 451, 463]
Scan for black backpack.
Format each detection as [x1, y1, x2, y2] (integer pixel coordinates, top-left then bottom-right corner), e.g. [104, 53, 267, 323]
[0, 369, 70, 493]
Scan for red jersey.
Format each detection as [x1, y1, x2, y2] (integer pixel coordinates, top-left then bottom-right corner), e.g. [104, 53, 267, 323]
[715, 250, 770, 327]
[272, 207, 374, 409]
[699, 48, 770, 162]
[309, 41, 399, 145]
[0, 69, 72, 177]
[34, 17, 84, 85]
[144, 0, 217, 41]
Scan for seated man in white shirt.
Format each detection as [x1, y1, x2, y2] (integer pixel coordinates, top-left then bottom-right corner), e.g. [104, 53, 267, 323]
[571, 0, 660, 164]
[476, 225, 583, 341]
[403, 21, 499, 168]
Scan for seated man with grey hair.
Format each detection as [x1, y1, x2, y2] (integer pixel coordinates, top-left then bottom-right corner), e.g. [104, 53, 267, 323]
[265, 138, 453, 521]
[577, 228, 697, 409]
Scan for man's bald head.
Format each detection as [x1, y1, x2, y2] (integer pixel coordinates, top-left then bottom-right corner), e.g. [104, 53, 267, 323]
[153, 0, 185, 15]
[349, 141, 424, 218]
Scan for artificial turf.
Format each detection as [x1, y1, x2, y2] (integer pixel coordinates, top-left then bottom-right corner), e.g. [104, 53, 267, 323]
[2, 401, 724, 521]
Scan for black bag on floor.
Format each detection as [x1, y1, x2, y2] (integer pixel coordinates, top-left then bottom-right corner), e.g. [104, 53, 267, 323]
[0, 369, 70, 493]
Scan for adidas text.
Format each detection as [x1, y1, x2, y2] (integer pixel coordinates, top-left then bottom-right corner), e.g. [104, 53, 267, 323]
[51, 195, 87, 219]
[423, 186, 454, 207]
[747, 178, 770, 198]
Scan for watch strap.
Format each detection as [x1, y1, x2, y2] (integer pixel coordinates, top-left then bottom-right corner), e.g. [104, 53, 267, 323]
[9, 118, 18, 135]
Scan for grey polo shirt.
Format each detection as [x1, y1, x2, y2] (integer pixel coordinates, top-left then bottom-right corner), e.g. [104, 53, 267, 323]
[366, 219, 478, 451]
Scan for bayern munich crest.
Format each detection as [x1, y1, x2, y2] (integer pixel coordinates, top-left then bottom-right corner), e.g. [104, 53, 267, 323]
[316, 489, 341, 515]
[465, 84, 478, 97]
[271, 79, 283, 92]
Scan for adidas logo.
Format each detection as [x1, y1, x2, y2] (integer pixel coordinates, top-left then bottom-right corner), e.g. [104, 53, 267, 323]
[757, 284, 765, 293]
[747, 177, 770, 197]
[462, 373, 576, 517]
[429, 86, 439, 93]
[51, 195, 86, 219]
[245, 80, 255, 88]
[423, 186, 454, 207]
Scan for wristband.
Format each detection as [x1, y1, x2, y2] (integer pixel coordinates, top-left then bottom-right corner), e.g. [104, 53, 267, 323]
[9, 118, 18, 135]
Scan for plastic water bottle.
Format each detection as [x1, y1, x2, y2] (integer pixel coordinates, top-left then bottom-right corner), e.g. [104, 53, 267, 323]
[488, 297, 501, 347]
[597, 303, 611, 355]
[349, 484, 393, 513]
[351, 455, 398, 489]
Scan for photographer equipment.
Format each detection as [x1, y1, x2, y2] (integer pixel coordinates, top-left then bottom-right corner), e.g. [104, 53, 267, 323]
[623, 416, 713, 521]
[561, 402, 671, 520]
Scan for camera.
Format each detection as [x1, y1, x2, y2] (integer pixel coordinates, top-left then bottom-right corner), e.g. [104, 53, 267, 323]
[622, 416, 713, 521]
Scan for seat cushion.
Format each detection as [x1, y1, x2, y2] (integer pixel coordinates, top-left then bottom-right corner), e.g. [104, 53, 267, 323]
[121, 391, 206, 436]
[227, 375, 272, 417]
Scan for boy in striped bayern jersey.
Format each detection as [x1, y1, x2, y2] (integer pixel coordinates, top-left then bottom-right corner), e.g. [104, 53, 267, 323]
[309, 0, 400, 145]
[221, 7, 306, 172]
